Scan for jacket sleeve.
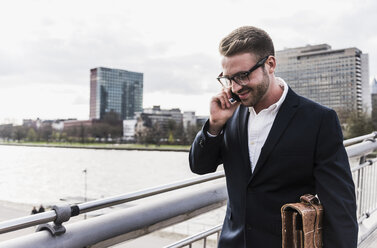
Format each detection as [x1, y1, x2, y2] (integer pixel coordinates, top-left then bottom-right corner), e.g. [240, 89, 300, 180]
[313, 109, 358, 247]
[189, 120, 223, 175]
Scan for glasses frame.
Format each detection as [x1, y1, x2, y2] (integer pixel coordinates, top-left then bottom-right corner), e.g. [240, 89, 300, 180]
[217, 56, 269, 87]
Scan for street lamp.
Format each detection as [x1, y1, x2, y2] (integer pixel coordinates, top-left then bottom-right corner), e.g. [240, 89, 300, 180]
[83, 168, 87, 219]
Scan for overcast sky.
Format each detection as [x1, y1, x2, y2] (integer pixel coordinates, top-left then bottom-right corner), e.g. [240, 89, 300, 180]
[1, 0, 376, 124]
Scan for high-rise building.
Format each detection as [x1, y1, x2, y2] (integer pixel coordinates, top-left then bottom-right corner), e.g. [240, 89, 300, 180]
[90, 67, 143, 120]
[275, 44, 370, 122]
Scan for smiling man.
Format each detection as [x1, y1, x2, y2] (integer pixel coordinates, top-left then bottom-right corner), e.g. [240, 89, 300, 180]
[189, 26, 357, 247]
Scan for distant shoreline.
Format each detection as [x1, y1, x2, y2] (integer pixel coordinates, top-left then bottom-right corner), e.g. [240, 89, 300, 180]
[0, 142, 190, 152]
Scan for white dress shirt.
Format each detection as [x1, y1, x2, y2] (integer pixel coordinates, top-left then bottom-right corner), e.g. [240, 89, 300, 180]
[248, 77, 288, 172]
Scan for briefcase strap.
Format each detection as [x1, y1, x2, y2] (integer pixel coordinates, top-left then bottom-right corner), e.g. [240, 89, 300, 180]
[300, 194, 323, 248]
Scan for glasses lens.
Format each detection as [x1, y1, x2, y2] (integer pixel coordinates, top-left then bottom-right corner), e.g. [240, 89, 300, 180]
[234, 73, 249, 85]
[218, 77, 231, 87]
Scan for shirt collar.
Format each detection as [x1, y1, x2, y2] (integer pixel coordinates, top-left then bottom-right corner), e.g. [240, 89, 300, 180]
[248, 77, 288, 114]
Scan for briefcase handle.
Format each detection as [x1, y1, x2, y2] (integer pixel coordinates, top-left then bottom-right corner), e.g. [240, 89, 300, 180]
[300, 194, 320, 205]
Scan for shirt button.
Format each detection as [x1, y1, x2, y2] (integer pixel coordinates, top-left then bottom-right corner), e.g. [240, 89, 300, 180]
[246, 224, 252, 231]
[250, 141, 254, 145]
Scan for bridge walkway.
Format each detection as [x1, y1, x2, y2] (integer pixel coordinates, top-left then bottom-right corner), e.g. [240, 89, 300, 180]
[360, 228, 377, 248]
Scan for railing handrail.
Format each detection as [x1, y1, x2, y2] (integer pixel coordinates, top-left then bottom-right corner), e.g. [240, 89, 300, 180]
[0, 183, 228, 248]
[0, 171, 225, 234]
[345, 137, 377, 158]
[78, 170, 225, 214]
[351, 158, 377, 173]
[343, 132, 377, 147]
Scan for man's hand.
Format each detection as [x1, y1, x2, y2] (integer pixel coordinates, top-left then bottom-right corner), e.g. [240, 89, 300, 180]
[209, 88, 241, 135]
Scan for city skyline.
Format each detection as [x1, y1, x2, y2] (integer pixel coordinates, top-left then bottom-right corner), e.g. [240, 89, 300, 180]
[0, 0, 376, 124]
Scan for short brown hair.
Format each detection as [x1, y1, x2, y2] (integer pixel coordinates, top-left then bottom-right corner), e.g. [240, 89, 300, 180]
[219, 26, 275, 60]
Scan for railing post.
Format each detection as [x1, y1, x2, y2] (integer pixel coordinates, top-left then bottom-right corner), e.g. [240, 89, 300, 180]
[356, 164, 362, 219]
[358, 155, 366, 218]
[367, 161, 372, 214]
[373, 165, 377, 211]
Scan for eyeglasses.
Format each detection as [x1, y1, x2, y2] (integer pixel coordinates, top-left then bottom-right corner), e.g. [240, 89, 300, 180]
[217, 56, 269, 87]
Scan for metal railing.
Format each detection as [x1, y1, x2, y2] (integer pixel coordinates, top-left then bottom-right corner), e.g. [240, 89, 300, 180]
[346, 133, 377, 228]
[164, 224, 222, 248]
[352, 158, 377, 223]
[0, 183, 228, 248]
[1, 132, 377, 247]
[0, 171, 225, 235]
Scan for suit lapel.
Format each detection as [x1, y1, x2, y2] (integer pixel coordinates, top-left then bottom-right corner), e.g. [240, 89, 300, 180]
[237, 105, 252, 176]
[250, 88, 300, 181]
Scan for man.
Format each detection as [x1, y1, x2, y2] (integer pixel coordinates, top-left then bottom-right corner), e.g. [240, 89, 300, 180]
[189, 26, 357, 247]
[31, 206, 38, 215]
[38, 204, 45, 213]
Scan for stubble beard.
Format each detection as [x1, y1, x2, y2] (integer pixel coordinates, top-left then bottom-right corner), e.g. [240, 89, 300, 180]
[241, 71, 270, 108]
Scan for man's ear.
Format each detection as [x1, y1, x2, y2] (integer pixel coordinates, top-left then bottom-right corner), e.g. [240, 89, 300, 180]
[267, 56, 276, 74]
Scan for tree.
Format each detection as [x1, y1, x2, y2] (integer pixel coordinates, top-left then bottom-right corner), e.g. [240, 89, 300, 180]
[344, 110, 374, 139]
[90, 121, 122, 142]
[0, 124, 13, 141]
[334, 107, 350, 126]
[52, 131, 61, 142]
[168, 131, 174, 144]
[41, 125, 53, 142]
[60, 132, 67, 142]
[64, 126, 78, 142]
[184, 124, 201, 145]
[26, 128, 37, 142]
[79, 124, 86, 143]
[144, 122, 163, 145]
[172, 122, 185, 145]
[13, 126, 27, 142]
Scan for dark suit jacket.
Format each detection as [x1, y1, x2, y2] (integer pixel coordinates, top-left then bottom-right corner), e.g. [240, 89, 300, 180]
[189, 88, 358, 248]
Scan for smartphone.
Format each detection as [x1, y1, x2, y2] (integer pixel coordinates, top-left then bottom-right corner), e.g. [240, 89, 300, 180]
[229, 91, 241, 103]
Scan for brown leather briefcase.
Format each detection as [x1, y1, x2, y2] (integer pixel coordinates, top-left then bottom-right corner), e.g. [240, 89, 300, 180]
[281, 194, 323, 248]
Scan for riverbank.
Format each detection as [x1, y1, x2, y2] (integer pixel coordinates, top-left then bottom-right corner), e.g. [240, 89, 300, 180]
[0, 142, 190, 152]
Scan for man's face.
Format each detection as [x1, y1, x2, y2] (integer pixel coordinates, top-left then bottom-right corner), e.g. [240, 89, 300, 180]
[221, 53, 270, 108]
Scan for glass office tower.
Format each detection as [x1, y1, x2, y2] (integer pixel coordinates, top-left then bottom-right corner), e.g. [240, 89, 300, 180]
[90, 67, 143, 120]
[275, 44, 370, 122]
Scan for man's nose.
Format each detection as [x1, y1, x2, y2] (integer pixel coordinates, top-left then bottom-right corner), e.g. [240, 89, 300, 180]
[231, 81, 243, 93]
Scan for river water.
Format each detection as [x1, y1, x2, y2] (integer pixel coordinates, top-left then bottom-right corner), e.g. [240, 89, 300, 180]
[0, 145, 196, 206]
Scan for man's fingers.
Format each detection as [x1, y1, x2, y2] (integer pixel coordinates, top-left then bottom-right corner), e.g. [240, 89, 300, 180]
[222, 87, 232, 100]
[212, 92, 230, 109]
